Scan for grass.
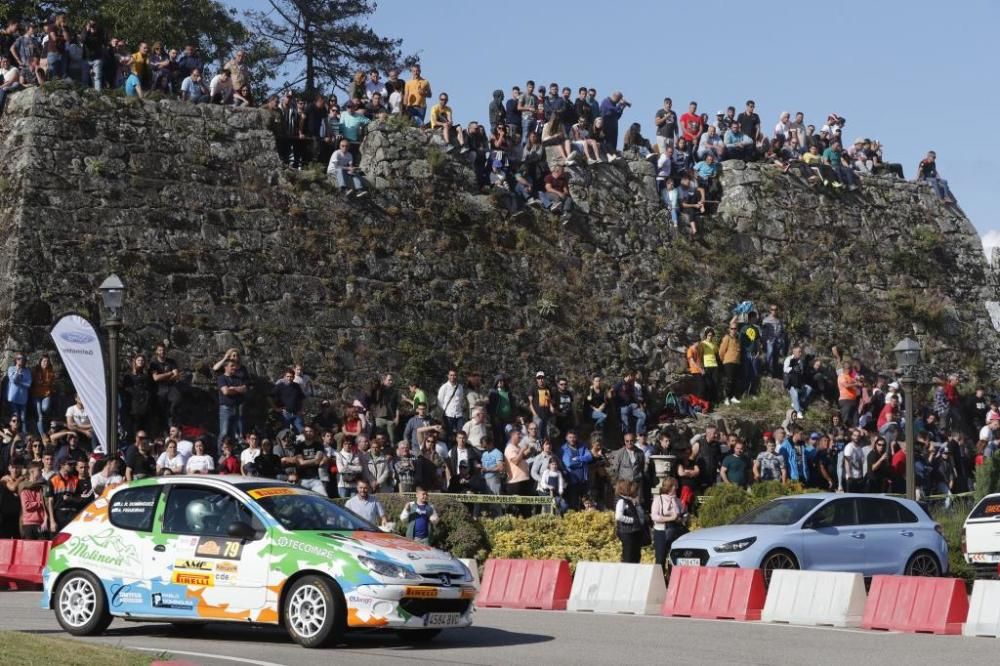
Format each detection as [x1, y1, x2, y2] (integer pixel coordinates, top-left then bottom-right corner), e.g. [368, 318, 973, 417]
[0, 631, 161, 666]
[929, 496, 977, 591]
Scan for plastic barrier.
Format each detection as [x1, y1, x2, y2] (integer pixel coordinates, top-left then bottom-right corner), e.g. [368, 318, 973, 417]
[0, 540, 15, 588]
[567, 562, 666, 615]
[964, 580, 1000, 638]
[459, 558, 480, 589]
[862, 575, 968, 635]
[762, 570, 867, 628]
[1, 540, 49, 590]
[477, 559, 572, 610]
[661, 566, 766, 621]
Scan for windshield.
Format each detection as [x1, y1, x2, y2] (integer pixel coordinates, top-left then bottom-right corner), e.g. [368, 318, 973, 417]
[254, 491, 379, 531]
[969, 496, 1000, 520]
[732, 497, 823, 525]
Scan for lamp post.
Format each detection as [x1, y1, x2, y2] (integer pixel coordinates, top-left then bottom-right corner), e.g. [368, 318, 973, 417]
[98, 275, 125, 459]
[892, 337, 922, 501]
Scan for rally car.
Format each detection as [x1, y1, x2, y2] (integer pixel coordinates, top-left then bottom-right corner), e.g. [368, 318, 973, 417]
[43, 476, 476, 648]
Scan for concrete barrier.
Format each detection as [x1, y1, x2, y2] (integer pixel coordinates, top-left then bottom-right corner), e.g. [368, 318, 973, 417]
[762, 570, 866, 628]
[964, 580, 1000, 638]
[567, 562, 665, 615]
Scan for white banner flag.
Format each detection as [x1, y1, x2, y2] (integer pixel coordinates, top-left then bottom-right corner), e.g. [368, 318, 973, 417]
[50, 315, 108, 453]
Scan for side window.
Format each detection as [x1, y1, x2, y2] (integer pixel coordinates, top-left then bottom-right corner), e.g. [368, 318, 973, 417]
[109, 486, 161, 532]
[809, 499, 857, 528]
[859, 498, 905, 525]
[162, 486, 256, 537]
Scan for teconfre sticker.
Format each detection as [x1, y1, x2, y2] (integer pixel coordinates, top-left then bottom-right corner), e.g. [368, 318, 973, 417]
[248, 487, 300, 499]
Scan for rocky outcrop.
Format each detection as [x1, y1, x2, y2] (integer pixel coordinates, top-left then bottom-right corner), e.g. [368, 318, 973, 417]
[0, 85, 996, 429]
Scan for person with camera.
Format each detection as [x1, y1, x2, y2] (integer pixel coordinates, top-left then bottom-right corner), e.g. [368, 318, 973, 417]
[598, 91, 631, 154]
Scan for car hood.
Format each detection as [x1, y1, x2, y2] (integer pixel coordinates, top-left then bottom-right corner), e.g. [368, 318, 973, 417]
[290, 530, 467, 577]
[674, 524, 792, 545]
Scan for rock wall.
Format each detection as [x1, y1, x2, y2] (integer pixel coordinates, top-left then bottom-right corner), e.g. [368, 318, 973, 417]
[0, 85, 997, 426]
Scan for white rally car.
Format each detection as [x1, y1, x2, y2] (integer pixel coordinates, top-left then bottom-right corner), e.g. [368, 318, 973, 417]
[43, 476, 476, 648]
[964, 492, 1000, 579]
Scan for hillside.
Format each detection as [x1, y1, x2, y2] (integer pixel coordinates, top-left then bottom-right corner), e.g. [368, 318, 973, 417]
[0, 85, 997, 425]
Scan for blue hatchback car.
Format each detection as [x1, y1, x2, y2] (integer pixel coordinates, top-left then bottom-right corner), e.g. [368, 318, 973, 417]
[669, 493, 948, 583]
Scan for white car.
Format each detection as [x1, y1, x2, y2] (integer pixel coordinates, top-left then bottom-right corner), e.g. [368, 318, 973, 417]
[963, 493, 1000, 579]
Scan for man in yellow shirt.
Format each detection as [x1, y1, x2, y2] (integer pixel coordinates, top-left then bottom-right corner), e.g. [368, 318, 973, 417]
[131, 41, 150, 89]
[429, 92, 467, 154]
[403, 64, 431, 124]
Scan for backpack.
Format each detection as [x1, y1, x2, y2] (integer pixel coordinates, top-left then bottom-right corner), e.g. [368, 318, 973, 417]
[664, 392, 684, 418]
[685, 394, 710, 414]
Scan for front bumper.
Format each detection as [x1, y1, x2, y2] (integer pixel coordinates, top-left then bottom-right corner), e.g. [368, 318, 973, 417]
[346, 584, 476, 629]
[668, 541, 762, 568]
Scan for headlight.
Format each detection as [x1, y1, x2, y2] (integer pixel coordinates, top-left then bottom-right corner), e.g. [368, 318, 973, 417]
[358, 555, 421, 580]
[455, 559, 474, 582]
[713, 537, 757, 553]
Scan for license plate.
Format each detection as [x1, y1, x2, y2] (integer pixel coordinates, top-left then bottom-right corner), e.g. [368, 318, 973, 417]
[969, 553, 1000, 563]
[424, 612, 461, 627]
[676, 558, 701, 566]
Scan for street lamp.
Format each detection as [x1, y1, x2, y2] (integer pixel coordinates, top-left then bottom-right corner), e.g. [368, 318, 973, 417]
[98, 274, 125, 459]
[893, 337, 921, 501]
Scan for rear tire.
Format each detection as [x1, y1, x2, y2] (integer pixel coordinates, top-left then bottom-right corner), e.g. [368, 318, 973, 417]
[904, 550, 941, 577]
[283, 575, 344, 649]
[760, 549, 799, 586]
[54, 570, 113, 636]
[397, 629, 442, 643]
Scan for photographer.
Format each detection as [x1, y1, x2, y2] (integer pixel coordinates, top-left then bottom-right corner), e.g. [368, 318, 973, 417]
[783, 346, 813, 419]
[598, 91, 631, 154]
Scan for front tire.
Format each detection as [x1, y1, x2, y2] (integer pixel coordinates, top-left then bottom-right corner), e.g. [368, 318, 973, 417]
[54, 571, 113, 636]
[904, 550, 941, 577]
[283, 575, 344, 649]
[760, 549, 799, 586]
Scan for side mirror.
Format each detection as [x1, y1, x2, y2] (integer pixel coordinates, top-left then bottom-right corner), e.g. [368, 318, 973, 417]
[227, 520, 256, 540]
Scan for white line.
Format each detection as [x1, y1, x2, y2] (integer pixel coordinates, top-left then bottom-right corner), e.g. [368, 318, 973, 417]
[129, 646, 288, 666]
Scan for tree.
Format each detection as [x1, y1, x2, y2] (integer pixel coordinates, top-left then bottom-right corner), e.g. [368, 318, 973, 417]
[248, 0, 416, 96]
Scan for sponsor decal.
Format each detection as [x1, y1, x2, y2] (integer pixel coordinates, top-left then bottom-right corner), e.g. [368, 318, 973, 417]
[196, 537, 243, 560]
[461, 586, 476, 600]
[215, 561, 238, 573]
[247, 487, 299, 499]
[214, 572, 236, 585]
[172, 571, 214, 587]
[67, 528, 141, 568]
[152, 592, 194, 610]
[174, 559, 213, 572]
[404, 586, 438, 598]
[275, 536, 336, 560]
[110, 498, 157, 516]
[110, 583, 143, 608]
[59, 331, 96, 344]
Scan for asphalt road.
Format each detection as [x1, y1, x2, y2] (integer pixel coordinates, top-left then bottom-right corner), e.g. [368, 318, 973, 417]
[6, 592, 999, 666]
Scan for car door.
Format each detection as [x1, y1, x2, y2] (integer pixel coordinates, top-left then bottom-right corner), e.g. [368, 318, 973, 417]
[103, 485, 162, 614]
[857, 498, 912, 574]
[149, 485, 270, 620]
[800, 498, 865, 572]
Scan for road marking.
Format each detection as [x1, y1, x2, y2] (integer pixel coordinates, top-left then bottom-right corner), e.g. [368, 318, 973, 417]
[129, 647, 288, 666]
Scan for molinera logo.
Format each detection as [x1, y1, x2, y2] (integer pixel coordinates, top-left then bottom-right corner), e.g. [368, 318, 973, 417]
[60, 331, 96, 344]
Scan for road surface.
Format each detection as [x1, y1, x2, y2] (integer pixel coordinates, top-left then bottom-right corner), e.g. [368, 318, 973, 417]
[5, 592, 997, 666]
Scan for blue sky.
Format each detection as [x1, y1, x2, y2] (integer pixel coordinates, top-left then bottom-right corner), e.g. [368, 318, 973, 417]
[232, 0, 999, 253]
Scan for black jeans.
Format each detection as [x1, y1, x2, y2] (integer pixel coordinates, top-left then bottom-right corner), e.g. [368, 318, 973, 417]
[839, 399, 859, 427]
[723, 363, 740, 400]
[654, 525, 683, 571]
[620, 530, 642, 564]
[703, 367, 719, 404]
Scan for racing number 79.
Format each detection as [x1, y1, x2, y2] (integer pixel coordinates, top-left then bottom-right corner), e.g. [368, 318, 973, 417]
[224, 541, 240, 558]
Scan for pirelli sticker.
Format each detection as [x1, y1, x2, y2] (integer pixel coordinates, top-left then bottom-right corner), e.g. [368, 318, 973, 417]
[172, 571, 214, 587]
[248, 487, 300, 499]
[404, 586, 438, 598]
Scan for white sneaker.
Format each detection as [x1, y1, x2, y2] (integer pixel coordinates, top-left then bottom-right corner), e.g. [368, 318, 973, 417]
[797, 411, 805, 419]
[724, 398, 731, 405]
[730, 397, 740, 404]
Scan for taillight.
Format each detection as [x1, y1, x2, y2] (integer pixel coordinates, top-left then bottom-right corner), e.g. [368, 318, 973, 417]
[51, 533, 72, 549]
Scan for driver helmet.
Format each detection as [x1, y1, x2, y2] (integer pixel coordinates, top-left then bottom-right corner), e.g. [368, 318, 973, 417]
[185, 498, 219, 531]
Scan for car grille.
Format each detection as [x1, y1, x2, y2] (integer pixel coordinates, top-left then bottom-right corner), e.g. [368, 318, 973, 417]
[398, 598, 472, 617]
[669, 548, 710, 565]
[971, 562, 1000, 580]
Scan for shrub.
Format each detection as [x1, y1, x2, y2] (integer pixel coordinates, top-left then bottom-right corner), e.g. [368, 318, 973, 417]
[930, 498, 976, 591]
[483, 510, 654, 571]
[975, 456, 1000, 502]
[698, 481, 808, 529]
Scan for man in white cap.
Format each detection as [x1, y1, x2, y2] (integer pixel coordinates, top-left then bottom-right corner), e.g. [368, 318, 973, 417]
[528, 371, 553, 440]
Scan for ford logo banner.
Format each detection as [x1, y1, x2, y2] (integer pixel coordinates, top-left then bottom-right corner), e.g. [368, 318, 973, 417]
[60, 331, 97, 344]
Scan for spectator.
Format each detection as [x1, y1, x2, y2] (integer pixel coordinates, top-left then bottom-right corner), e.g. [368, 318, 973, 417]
[697, 125, 725, 161]
[184, 437, 214, 474]
[239, 432, 261, 474]
[327, 137, 368, 198]
[541, 113, 579, 166]
[865, 436, 891, 492]
[761, 304, 787, 378]
[613, 370, 646, 436]
[208, 68, 233, 104]
[837, 363, 861, 426]
[654, 97, 678, 152]
[677, 173, 704, 238]
[917, 150, 956, 203]
[46, 459, 83, 532]
[429, 92, 467, 153]
[293, 427, 327, 494]
[479, 437, 504, 513]
[527, 371, 553, 440]
[753, 436, 787, 482]
[335, 438, 365, 498]
[517, 80, 539, 146]
[552, 377, 576, 438]
[18, 462, 47, 539]
[778, 426, 813, 484]
[679, 100, 702, 147]
[738, 311, 763, 397]
[461, 408, 489, 452]
[822, 140, 860, 191]
[737, 100, 762, 142]
[400, 487, 439, 544]
[540, 164, 574, 222]
[614, 480, 646, 564]
[125, 433, 156, 481]
[218, 438, 240, 474]
[216, 357, 248, 447]
[486, 374, 516, 445]
[599, 91, 630, 153]
[6, 353, 31, 430]
[585, 375, 608, 435]
[609, 433, 646, 499]
[149, 344, 182, 431]
[364, 435, 393, 493]
[156, 439, 186, 475]
[700, 328, 720, 404]
[393, 441, 417, 492]
[505, 433, 532, 505]
[562, 431, 594, 509]
[122, 354, 156, 442]
[436, 369, 466, 442]
[783, 346, 813, 420]
[64, 394, 94, 450]
[0, 56, 20, 114]
[344, 479, 387, 526]
[403, 64, 431, 124]
[720, 440, 750, 487]
[447, 430, 481, 489]
[650, 477, 683, 571]
[180, 67, 209, 103]
[686, 335, 705, 400]
[224, 49, 250, 92]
